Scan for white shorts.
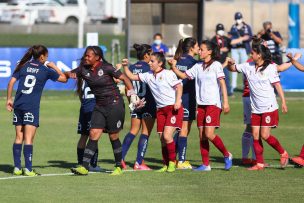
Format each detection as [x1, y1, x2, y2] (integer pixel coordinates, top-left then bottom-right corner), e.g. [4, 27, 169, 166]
[242, 96, 251, 125]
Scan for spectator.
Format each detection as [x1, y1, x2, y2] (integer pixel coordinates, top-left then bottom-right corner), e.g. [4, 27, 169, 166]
[258, 21, 283, 65]
[151, 33, 169, 55]
[229, 12, 252, 92]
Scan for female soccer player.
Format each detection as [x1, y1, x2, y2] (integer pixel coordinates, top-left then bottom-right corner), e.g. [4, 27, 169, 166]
[122, 52, 183, 173]
[172, 37, 199, 169]
[66, 46, 139, 176]
[227, 42, 289, 170]
[6, 45, 67, 176]
[121, 44, 156, 170]
[169, 40, 232, 171]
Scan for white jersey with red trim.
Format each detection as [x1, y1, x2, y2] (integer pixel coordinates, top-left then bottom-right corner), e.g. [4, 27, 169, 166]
[236, 62, 280, 113]
[138, 69, 182, 108]
[185, 60, 225, 108]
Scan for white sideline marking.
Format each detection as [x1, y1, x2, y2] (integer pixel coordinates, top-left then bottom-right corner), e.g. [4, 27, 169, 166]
[0, 164, 297, 181]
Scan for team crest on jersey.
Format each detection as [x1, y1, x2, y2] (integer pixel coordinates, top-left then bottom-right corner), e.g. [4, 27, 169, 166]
[117, 120, 122, 128]
[265, 116, 271, 124]
[206, 115, 211, 124]
[24, 112, 34, 122]
[78, 122, 82, 131]
[170, 116, 176, 124]
[13, 113, 17, 122]
[98, 69, 104, 76]
[158, 76, 163, 82]
[86, 73, 90, 77]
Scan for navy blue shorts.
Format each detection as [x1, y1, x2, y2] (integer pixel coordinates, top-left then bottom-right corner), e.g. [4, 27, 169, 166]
[77, 110, 93, 135]
[13, 108, 39, 127]
[131, 102, 156, 119]
[182, 93, 196, 121]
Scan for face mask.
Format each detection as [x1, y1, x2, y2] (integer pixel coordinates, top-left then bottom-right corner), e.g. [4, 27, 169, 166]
[217, 30, 225, 36]
[236, 19, 243, 25]
[154, 39, 162, 45]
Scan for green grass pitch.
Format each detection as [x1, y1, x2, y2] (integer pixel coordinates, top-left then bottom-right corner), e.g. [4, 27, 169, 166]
[0, 91, 303, 202]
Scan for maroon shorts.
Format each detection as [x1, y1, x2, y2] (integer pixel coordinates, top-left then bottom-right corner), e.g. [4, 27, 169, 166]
[197, 105, 221, 128]
[251, 110, 279, 128]
[156, 105, 183, 133]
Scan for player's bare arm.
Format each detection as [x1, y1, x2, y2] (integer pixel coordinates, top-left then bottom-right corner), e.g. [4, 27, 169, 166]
[122, 59, 140, 81]
[46, 62, 68, 83]
[219, 78, 230, 114]
[287, 53, 304, 72]
[168, 59, 187, 79]
[6, 77, 17, 112]
[274, 82, 287, 113]
[226, 57, 237, 72]
[174, 83, 183, 111]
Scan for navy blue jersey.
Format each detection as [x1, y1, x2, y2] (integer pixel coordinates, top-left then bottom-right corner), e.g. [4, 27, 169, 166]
[12, 60, 59, 110]
[81, 80, 96, 113]
[129, 61, 156, 107]
[176, 54, 197, 94]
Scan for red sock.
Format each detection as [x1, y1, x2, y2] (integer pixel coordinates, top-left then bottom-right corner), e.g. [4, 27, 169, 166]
[200, 139, 210, 166]
[166, 141, 176, 162]
[299, 145, 304, 159]
[211, 135, 229, 157]
[161, 146, 169, 165]
[265, 135, 285, 154]
[253, 140, 264, 164]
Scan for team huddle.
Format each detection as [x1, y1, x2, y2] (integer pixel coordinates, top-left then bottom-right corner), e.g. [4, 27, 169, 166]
[6, 37, 304, 176]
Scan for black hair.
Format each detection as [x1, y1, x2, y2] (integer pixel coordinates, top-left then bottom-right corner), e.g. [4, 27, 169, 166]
[153, 33, 163, 39]
[86, 45, 109, 64]
[152, 52, 166, 69]
[133, 43, 152, 60]
[251, 42, 272, 72]
[14, 45, 48, 73]
[201, 40, 220, 61]
[174, 37, 197, 61]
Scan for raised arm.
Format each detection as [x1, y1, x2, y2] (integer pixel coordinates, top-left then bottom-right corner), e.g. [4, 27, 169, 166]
[226, 57, 238, 72]
[122, 59, 140, 81]
[46, 62, 68, 83]
[277, 53, 302, 72]
[6, 77, 17, 112]
[287, 53, 304, 72]
[219, 78, 230, 114]
[167, 59, 187, 79]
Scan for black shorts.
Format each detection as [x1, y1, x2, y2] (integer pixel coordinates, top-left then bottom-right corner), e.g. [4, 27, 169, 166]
[91, 99, 125, 133]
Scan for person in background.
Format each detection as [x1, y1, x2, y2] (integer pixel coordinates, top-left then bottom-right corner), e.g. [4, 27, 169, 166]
[229, 12, 252, 93]
[258, 21, 283, 65]
[151, 33, 169, 55]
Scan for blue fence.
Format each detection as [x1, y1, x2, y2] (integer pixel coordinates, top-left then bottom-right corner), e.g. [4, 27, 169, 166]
[0, 47, 106, 90]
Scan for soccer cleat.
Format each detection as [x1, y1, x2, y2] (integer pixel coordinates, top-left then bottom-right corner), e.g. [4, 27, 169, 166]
[133, 162, 152, 171]
[89, 165, 102, 172]
[242, 158, 252, 165]
[291, 156, 304, 167]
[121, 160, 127, 170]
[23, 168, 40, 176]
[13, 167, 23, 176]
[280, 151, 289, 168]
[110, 167, 123, 176]
[247, 163, 264, 171]
[167, 161, 176, 173]
[71, 166, 88, 175]
[224, 152, 233, 170]
[177, 161, 193, 169]
[193, 164, 211, 171]
[156, 165, 168, 173]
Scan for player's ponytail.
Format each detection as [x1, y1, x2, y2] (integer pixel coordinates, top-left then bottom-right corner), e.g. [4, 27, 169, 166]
[152, 52, 166, 69]
[174, 37, 197, 61]
[14, 45, 48, 74]
[202, 40, 220, 61]
[133, 43, 152, 60]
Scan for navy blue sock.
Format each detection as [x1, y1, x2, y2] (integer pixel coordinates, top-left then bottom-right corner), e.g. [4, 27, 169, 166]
[13, 143, 22, 169]
[90, 148, 99, 167]
[77, 147, 85, 165]
[173, 131, 179, 153]
[23, 144, 33, 171]
[122, 132, 136, 160]
[136, 134, 149, 165]
[178, 137, 188, 162]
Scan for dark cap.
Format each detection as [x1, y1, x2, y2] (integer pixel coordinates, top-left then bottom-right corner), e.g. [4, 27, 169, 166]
[216, 23, 225, 31]
[234, 12, 243, 20]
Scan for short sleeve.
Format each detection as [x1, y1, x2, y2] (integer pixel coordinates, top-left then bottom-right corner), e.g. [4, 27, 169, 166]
[107, 65, 122, 79]
[268, 65, 280, 84]
[215, 62, 225, 79]
[48, 68, 60, 81]
[185, 63, 199, 80]
[167, 71, 182, 88]
[235, 63, 248, 73]
[138, 72, 149, 83]
[12, 70, 20, 80]
[71, 66, 81, 77]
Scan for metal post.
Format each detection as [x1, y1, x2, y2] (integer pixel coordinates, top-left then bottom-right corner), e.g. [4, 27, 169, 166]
[78, 0, 85, 48]
[197, 0, 204, 43]
[125, 0, 131, 58]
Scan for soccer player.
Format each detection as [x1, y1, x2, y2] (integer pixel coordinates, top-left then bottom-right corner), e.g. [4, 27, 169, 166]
[122, 52, 183, 173]
[75, 79, 100, 172]
[169, 40, 233, 171]
[227, 42, 289, 170]
[121, 44, 156, 170]
[65, 46, 139, 176]
[6, 45, 67, 176]
[291, 145, 304, 167]
[172, 37, 199, 169]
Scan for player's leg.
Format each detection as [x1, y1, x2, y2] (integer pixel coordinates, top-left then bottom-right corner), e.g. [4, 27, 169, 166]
[13, 125, 24, 175]
[248, 123, 264, 170]
[291, 145, 304, 166]
[177, 120, 193, 169]
[242, 97, 254, 164]
[134, 116, 155, 170]
[193, 127, 211, 171]
[109, 132, 123, 175]
[77, 135, 88, 165]
[156, 133, 169, 172]
[23, 124, 39, 176]
[163, 126, 177, 172]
